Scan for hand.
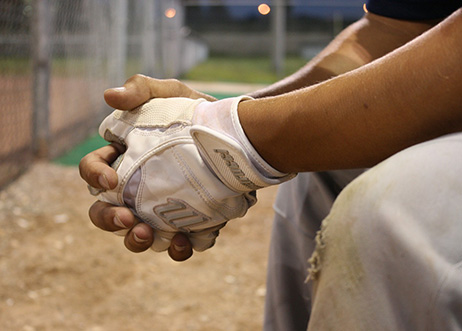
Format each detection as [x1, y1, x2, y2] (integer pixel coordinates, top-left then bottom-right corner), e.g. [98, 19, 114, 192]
[90, 95, 295, 253]
[80, 75, 216, 261]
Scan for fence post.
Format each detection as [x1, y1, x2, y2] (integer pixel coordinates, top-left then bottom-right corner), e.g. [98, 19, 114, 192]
[32, 0, 51, 158]
[271, 0, 286, 78]
[141, 0, 156, 77]
[108, 0, 128, 86]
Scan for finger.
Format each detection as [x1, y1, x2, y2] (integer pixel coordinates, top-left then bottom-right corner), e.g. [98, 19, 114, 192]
[168, 233, 193, 262]
[89, 201, 137, 232]
[124, 222, 154, 253]
[104, 74, 216, 110]
[104, 74, 153, 110]
[188, 224, 225, 252]
[79, 143, 125, 190]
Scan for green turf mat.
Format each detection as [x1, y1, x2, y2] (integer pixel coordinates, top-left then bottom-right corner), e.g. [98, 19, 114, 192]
[208, 92, 240, 99]
[54, 133, 107, 166]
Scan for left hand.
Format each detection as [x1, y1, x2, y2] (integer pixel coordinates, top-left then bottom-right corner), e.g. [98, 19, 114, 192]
[79, 75, 216, 261]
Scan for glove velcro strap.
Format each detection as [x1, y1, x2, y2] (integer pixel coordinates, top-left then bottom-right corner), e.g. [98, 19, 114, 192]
[191, 126, 290, 193]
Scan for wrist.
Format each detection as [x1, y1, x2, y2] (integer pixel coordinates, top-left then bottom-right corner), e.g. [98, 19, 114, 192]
[193, 96, 290, 179]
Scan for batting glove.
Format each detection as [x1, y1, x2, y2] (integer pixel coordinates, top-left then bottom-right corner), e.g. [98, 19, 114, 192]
[90, 96, 296, 252]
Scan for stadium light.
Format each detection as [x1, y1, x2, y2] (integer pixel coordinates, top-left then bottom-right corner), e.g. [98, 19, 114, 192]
[258, 3, 271, 15]
[165, 7, 176, 18]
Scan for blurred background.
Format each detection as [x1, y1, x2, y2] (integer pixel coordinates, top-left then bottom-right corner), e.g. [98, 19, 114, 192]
[0, 0, 365, 188]
[0, 1, 365, 330]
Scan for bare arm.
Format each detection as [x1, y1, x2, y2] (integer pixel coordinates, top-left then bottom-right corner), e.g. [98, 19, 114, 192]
[240, 9, 462, 172]
[250, 13, 439, 98]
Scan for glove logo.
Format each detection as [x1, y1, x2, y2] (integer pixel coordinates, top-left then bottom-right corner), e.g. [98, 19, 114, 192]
[214, 149, 260, 190]
[153, 198, 211, 232]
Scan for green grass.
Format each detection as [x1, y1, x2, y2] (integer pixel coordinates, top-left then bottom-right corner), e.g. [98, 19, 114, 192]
[0, 57, 100, 76]
[0, 57, 31, 75]
[181, 56, 307, 84]
[1, 55, 308, 83]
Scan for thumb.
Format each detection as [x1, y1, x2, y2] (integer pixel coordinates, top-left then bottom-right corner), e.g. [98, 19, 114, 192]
[104, 74, 217, 111]
[104, 74, 154, 110]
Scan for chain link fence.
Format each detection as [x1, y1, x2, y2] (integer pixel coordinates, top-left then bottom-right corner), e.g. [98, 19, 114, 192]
[0, 0, 208, 189]
[0, 1, 34, 190]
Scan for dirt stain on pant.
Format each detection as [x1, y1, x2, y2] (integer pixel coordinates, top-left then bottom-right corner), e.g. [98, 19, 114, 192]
[306, 179, 369, 330]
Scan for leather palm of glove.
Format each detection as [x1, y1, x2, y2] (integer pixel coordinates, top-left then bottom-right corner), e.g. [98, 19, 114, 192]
[90, 96, 296, 252]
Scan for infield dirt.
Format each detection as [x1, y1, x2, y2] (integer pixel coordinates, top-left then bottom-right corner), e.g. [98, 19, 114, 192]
[0, 162, 277, 330]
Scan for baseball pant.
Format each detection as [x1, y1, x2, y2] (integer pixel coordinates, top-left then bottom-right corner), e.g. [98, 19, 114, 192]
[264, 169, 363, 330]
[264, 132, 462, 331]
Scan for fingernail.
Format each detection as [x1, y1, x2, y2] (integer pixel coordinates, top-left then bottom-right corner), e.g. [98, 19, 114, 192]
[98, 174, 110, 190]
[174, 244, 186, 252]
[113, 214, 125, 229]
[112, 87, 126, 92]
[134, 233, 148, 243]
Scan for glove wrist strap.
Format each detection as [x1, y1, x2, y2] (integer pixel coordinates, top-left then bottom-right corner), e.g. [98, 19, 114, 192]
[193, 96, 292, 179]
[192, 96, 296, 193]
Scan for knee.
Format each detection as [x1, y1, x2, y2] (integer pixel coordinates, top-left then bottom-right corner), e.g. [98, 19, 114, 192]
[334, 133, 462, 223]
[306, 161, 407, 283]
[308, 134, 462, 280]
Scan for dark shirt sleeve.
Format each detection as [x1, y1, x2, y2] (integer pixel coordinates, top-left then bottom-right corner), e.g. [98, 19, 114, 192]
[366, 0, 462, 20]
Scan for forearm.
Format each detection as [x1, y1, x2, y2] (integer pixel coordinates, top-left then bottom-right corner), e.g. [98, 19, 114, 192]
[241, 9, 462, 173]
[249, 13, 438, 99]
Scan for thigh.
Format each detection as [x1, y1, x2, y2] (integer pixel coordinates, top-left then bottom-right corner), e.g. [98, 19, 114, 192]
[264, 169, 364, 331]
[308, 133, 462, 331]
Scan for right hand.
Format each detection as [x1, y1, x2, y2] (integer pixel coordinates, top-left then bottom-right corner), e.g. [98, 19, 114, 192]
[80, 75, 216, 261]
[93, 96, 258, 253]
[85, 79, 295, 254]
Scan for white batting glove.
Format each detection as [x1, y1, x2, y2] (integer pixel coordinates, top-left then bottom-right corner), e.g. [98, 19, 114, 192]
[90, 96, 296, 252]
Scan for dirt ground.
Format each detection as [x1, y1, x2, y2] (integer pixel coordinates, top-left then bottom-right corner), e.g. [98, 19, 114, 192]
[0, 162, 278, 331]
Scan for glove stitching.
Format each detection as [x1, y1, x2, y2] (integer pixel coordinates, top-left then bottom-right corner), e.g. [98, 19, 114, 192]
[171, 145, 250, 221]
[170, 146, 232, 220]
[128, 121, 192, 133]
[135, 167, 171, 232]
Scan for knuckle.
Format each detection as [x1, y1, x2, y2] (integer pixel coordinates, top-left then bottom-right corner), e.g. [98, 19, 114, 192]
[79, 160, 99, 186]
[78, 158, 87, 178]
[88, 202, 101, 224]
[110, 142, 126, 154]
[79, 152, 90, 167]
[89, 202, 115, 230]
[166, 78, 180, 84]
[78, 159, 93, 182]
[172, 78, 182, 86]
[126, 73, 146, 84]
[167, 78, 187, 93]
